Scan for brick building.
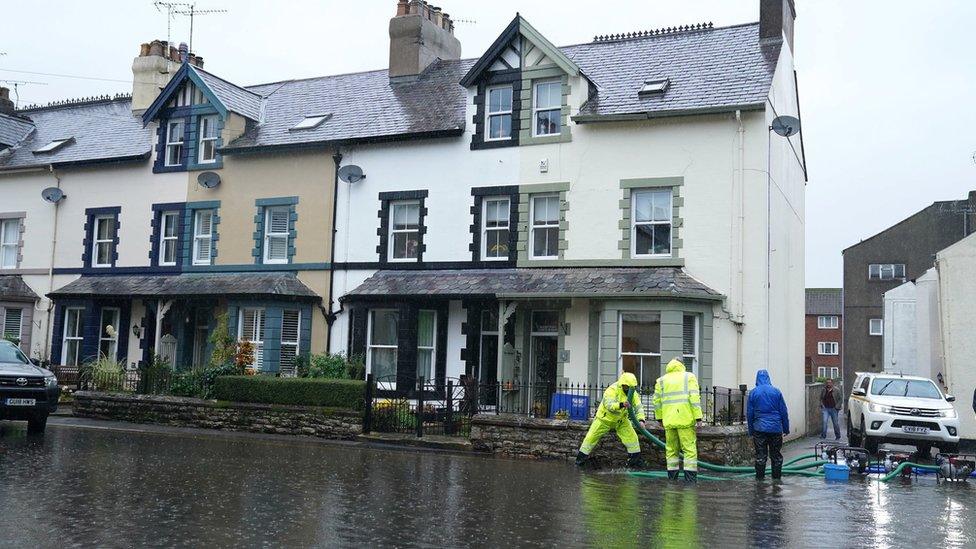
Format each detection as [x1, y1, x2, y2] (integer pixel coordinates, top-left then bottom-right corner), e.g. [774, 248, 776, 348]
[805, 288, 842, 383]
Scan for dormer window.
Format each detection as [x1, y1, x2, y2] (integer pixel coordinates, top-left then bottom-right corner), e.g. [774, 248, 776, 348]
[533, 80, 562, 137]
[198, 115, 218, 164]
[485, 86, 513, 141]
[290, 114, 332, 131]
[165, 120, 184, 166]
[33, 137, 74, 154]
[638, 78, 670, 95]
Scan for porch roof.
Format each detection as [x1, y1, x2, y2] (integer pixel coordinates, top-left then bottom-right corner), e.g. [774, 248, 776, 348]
[342, 268, 723, 301]
[0, 275, 40, 302]
[48, 273, 320, 301]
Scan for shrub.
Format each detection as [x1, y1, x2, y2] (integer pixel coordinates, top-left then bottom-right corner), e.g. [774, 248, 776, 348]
[307, 353, 346, 379]
[86, 357, 126, 392]
[214, 376, 364, 410]
[208, 312, 237, 370]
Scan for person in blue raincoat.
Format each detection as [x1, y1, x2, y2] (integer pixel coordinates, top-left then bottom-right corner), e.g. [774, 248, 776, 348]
[746, 369, 789, 480]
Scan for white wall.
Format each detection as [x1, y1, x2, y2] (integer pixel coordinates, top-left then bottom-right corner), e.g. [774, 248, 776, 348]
[883, 280, 918, 376]
[937, 233, 976, 440]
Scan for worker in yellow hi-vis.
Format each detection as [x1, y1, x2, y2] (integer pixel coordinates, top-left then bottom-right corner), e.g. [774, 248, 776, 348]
[576, 372, 646, 468]
[652, 357, 703, 482]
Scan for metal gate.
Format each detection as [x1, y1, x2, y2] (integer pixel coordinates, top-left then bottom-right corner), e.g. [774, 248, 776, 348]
[362, 374, 476, 437]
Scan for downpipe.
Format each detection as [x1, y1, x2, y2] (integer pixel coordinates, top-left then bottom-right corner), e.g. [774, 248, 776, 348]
[41, 165, 62, 362]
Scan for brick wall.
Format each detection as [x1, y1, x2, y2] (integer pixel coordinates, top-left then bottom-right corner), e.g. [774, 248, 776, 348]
[804, 314, 842, 381]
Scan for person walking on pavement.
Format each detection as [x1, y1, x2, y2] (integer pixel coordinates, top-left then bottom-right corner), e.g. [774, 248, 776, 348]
[652, 357, 703, 482]
[820, 378, 843, 440]
[746, 369, 790, 480]
[576, 372, 647, 468]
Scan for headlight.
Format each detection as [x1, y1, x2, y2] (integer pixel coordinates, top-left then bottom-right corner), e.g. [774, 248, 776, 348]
[940, 408, 957, 418]
[868, 403, 891, 413]
[44, 375, 57, 388]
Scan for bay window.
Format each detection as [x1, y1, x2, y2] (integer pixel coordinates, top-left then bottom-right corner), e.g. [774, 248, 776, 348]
[99, 307, 121, 359]
[279, 309, 301, 377]
[238, 308, 266, 370]
[619, 312, 661, 389]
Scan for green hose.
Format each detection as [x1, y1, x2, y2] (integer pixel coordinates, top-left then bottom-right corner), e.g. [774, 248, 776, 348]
[629, 471, 728, 482]
[876, 461, 940, 482]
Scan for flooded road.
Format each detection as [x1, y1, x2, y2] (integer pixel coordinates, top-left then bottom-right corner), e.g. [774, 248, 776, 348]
[1, 420, 973, 548]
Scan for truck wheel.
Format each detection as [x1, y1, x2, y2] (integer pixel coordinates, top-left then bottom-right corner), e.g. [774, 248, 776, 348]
[847, 415, 862, 447]
[916, 444, 932, 459]
[864, 436, 879, 455]
[27, 416, 48, 435]
[940, 443, 960, 455]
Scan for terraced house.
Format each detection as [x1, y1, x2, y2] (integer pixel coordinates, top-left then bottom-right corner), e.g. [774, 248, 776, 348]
[0, 0, 806, 419]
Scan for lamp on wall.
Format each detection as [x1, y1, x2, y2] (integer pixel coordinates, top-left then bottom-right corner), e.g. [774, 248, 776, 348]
[132, 324, 142, 338]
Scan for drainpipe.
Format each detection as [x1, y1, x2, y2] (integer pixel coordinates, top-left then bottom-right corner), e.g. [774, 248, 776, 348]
[42, 165, 62, 362]
[324, 149, 343, 353]
[734, 110, 746, 385]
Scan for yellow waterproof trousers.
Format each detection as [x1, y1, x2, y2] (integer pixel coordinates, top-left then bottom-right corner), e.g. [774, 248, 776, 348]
[665, 427, 698, 472]
[579, 417, 641, 455]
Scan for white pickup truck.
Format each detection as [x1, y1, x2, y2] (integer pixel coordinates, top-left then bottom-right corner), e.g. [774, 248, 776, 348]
[847, 372, 960, 456]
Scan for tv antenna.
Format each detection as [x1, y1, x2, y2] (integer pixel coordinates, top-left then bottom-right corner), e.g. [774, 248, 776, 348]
[0, 79, 48, 109]
[154, 1, 227, 54]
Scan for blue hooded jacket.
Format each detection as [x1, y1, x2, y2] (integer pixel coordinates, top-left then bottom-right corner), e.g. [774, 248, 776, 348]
[747, 370, 790, 435]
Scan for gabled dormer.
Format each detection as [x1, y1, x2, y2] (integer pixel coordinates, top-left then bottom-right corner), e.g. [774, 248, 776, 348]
[142, 62, 262, 173]
[462, 15, 593, 150]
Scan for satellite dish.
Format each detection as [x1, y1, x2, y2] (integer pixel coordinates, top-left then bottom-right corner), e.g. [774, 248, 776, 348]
[41, 187, 65, 204]
[338, 164, 365, 184]
[197, 171, 221, 189]
[771, 115, 800, 137]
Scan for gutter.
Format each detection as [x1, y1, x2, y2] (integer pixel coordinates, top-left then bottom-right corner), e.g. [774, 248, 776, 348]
[571, 102, 765, 124]
[0, 152, 151, 173]
[218, 127, 465, 156]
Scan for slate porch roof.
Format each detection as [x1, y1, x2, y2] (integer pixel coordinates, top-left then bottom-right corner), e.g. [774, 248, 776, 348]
[0, 275, 40, 302]
[49, 273, 319, 301]
[342, 268, 723, 301]
[805, 288, 842, 316]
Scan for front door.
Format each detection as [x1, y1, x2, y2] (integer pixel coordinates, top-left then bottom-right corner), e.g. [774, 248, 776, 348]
[191, 308, 211, 368]
[529, 310, 559, 417]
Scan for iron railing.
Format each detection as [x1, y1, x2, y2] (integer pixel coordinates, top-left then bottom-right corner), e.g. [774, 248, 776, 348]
[77, 367, 213, 399]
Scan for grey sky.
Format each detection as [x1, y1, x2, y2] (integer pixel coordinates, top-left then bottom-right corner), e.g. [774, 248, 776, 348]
[3, 1, 974, 288]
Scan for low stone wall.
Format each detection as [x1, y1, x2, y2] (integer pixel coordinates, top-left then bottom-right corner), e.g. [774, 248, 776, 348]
[73, 391, 362, 439]
[470, 414, 751, 466]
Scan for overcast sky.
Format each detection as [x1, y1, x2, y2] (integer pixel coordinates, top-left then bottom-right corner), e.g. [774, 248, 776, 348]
[2, 1, 974, 287]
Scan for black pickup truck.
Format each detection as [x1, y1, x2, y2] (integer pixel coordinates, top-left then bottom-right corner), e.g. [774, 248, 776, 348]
[0, 340, 60, 434]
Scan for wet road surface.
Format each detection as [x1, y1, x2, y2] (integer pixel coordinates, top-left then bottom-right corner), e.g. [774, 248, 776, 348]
[1, 419, 973, 548]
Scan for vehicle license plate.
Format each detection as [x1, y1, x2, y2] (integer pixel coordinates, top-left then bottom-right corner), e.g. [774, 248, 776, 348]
[902, 425, 929, 434]
[5, 398, 36, 406]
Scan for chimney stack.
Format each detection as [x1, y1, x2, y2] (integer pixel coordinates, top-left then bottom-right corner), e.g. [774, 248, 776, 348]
[131, 39, 204, 113]
[0, 87, 14, 115]
[389, 0, 461, 80]
[759, 0, 796, 52]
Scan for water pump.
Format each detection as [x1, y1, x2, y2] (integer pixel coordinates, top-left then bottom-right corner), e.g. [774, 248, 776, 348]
[936, 454, 975, 483]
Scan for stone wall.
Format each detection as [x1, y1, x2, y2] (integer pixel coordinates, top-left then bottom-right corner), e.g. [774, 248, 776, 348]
[470, 414, 752, 466]
[73, 391, 362, 439]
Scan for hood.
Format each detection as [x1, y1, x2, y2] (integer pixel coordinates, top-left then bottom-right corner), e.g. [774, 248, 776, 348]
[665, 358, 686, 374]
[617, 372, 638, 388]
[755, 369, 771, 386]
[0, 361, 51, 377]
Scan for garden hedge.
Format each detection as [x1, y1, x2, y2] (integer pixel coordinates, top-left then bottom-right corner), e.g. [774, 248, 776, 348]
[214, 376, 364, 410]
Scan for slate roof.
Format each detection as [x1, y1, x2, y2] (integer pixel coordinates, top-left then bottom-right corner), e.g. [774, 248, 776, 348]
[190, 65, 263, 121]
[806, 288, 842, 316]
[0, 276, 40, 302]
[343, 268, 723, 301]
[49, 273, 319, 300]
[0, 112, 35, 147]
[0, 98, 151, 170]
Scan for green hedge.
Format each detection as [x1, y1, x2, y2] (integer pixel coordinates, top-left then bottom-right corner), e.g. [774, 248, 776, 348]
[214, 376, 364, 410]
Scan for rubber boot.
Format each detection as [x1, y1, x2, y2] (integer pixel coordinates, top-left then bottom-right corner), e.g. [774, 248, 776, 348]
[771, 464, 782, 480]
[627, 452, 646, 469]
[667, 470, 680, 480]
[755, 464, 766, 480]
[575, 451, 589, 467]
[684, 471, 698, 483]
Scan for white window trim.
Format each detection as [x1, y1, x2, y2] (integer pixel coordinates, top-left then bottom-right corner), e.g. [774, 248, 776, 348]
[617, 312, 661, 389]
[263, 207, 290, 265]
[682, 314, 700, 377]
[99, 307, 121, 360]
[165, 120, 184, 167]
[62, 307, 84, 366]
[238, 308, 266, 370]
[529, 194, 560, 260]
[831, 367, 840, 379]
[817, 366, 826, 379]
[817, 341, 839, 356]
[869, 318, 883, 336]
[482, 196, 510, 261]
[159, 211, 179, 267]
[388, 200, 421, 263]
[367, 309, 398, 390]
[92, 215, 114, 268]
[417, 310, 437, 382]
[868, 263, 905, 280]
[817, 315, 839, 329]
[2, 306, 23, 342]
[532, 79, 562, 137]
[630, 188, 673, 258]
[0, 218, 20, 269]
[484, 85, 513, 142]
[198, 115, 218, 164]
[192, 210, 214, 266]
[279, 309, 301, 377]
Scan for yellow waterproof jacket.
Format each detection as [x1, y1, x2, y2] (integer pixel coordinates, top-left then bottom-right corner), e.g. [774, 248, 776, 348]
[652, 359, 703, 428]
[596, 372, 646, 423]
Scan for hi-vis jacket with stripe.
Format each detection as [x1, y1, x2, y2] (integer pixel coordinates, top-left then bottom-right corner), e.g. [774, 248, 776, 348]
[595, 372, 646, 424]
[652, 358, 703, 428]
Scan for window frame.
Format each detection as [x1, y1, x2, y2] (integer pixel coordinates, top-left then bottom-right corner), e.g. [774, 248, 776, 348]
[416, 310, 437, 382]
[92, 215, 115, 268]
[237, 307, 266, 370]
[263, 206, 290, 265]
[817, 315, 839, 329]
[868, 263, 906, 281]
[484, 85, 514, 142]
[192, 209, 214, 266]
[158, 211, 180, 267]
[2, 307, 23, 342]
[532, 79, 562, 137]
[388, 199, 421, 263]
[817, 341, 839, 356]
[630, 188, 673, 258]
[682, 314, 700, 377]
[165, 120, 185, 167]
[367, 309, 399, 390]
[198, 114, 219, 164]
[482, 196, 511, 261]
[617, 311, 662, 389]
[0, 218, 20, 269]
[61, 307, 85, 366]
[279, 309, 301, 377]
[529, 194, 560, 260]
[869, 318, 883, 336]
[98, 307, 121, 360]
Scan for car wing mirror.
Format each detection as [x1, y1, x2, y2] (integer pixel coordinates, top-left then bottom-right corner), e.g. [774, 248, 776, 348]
[852, 388, 866, 397]
[945, 394, 956, 402]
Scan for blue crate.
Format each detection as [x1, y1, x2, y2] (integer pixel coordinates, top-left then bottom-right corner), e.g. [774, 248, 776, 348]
[550, 393, 590, 421]
[823, 463, 849, 482]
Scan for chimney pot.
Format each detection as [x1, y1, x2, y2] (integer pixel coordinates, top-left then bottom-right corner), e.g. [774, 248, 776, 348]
[149, 40, 165, 57]
[389, 0, 461, 79]
[139, 43, 150, 57]
[0, 87, 15, 115]
[396, 0, 409, 16]
[179, 42, 189, 63]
